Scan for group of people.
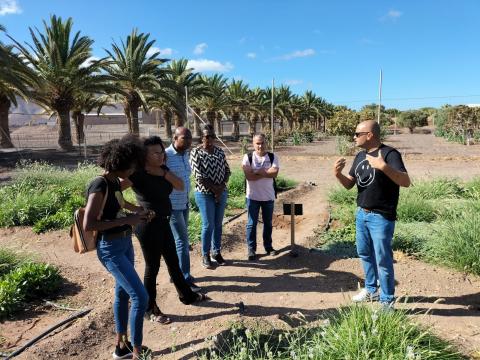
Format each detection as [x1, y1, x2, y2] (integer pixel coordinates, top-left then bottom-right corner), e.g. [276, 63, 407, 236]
[84, 124, 280, 359]
[84, 119, 409, 359]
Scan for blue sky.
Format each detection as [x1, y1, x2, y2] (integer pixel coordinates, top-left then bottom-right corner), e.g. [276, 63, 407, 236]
[1, 0, 479, 110]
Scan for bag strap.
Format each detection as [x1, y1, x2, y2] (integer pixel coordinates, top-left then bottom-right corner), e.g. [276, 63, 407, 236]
[247, 152, 253, 165]
[97, 176, 109, 221]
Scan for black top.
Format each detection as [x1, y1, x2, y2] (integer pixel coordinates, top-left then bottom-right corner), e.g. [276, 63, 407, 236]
[86, 176, 131, 234]
[129, 170, 173, 217]
[348, 144, 407, 221]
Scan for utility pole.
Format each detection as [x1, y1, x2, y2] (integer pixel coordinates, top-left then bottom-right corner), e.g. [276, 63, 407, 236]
[271, 78, 275, 152]
[185, 86, 189, 129]
[377, 69, 383, 124]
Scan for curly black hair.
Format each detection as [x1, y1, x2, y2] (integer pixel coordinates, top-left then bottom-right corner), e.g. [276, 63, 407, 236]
[97, 135, 145, 172]
[143, 135, 165, 151]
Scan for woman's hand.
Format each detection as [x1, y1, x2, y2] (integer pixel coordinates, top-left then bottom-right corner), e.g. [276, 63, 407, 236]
[123, 213, 148, 226]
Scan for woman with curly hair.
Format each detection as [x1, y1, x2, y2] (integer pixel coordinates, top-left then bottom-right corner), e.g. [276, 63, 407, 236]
[84, 135, 152, 359]
[121, 136, 208, 325]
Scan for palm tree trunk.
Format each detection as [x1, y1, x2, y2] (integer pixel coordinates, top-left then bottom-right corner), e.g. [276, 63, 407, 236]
[124, 103, 133, 133]
[215, 112, 223, 136]
[206, 111, 215, 127]
[57, 108, 73, 150]
[287, 118, 294, 131]
[193, 107, 202, 137]
[0, 95, 13, 148]
[261, 116, 268, 132]
[72, 111, 85, 144]
[174, 111, 184, 128]
[164, 109, 173, 138]
[129, 105, 140, 136]
[248, 115, 257, 136]
[232, 111, 240, 140]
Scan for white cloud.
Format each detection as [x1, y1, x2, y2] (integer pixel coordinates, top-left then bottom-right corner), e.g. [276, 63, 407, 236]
[146, 47, 174, 57]
[284, 79, 303, 86]
[273, 48, 315, 61]
[380, 9, 402, 22]
[193, 42, 208, 55]
[0, 0, 21, 15]
[246, 52, 256, 59]
[81, 56, 100, 68]
[187, 59, 233, 72]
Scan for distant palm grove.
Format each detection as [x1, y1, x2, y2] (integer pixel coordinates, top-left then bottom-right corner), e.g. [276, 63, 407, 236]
[0, 15, 478, 150]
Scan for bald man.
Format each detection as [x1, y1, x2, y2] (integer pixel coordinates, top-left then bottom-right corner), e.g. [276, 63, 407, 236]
[166, 127, 201, 292]
[333, 120, 410, 310]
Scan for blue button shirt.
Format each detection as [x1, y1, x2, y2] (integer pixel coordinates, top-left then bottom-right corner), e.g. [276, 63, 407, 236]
[165, 144, 191, 210]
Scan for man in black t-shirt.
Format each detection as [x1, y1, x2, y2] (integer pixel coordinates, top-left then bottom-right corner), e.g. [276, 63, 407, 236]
[333, 120, 410, 309]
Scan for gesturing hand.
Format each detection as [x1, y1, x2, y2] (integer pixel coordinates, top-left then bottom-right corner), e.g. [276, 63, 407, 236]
[366, 149, 386, 171]
[333, 157, 347, 176]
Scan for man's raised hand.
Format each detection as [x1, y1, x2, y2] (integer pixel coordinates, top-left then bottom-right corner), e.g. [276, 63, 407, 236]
[333, 157, 347, 176]
[366, 149, 386, 171]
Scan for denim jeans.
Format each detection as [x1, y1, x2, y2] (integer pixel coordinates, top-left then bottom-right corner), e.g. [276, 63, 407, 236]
[246, 198, 274, 253]
[170, 208, 192, 282]
[355, 207, 396, 303]
[195, 190, 227, 256]
[97, 234, 148, 346]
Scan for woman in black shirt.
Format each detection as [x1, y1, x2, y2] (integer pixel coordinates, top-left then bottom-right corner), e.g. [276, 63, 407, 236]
[122, 136, 207, 325]
[84, 136, 153, 359]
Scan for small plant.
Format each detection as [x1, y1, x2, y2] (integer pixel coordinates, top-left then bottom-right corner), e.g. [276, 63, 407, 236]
[0, 258, 62, 318]
[335, 135, 356, 156]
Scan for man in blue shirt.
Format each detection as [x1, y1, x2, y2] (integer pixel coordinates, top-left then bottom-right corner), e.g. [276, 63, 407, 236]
[166, 127, 201, 291]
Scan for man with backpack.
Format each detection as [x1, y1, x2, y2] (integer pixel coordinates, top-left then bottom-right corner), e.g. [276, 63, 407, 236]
[242, 133, 280, 261]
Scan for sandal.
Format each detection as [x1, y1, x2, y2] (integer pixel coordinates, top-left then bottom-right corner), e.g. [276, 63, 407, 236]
[145, 305, 172, 324]
[193, 292, 209, 304]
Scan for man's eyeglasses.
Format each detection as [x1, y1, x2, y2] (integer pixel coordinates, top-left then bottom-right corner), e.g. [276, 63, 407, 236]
[354, 132, 369, 137]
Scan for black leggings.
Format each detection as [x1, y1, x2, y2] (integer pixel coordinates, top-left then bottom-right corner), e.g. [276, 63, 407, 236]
[135, 217, 197, 308]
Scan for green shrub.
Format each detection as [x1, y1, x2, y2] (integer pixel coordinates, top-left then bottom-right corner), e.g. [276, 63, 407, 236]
[202, 305, 462, 360]
[328, 187, 356, 205]
[335, 135, 356, 156]
[425, 209, 480, 275]
[407, 179, 464, 200]
[397, 193, 436, 223]
[0, 249, 24, 277]
[0, 262, 62, 318]
[393, 222, 437, 255]
[188, 211, 202, 245]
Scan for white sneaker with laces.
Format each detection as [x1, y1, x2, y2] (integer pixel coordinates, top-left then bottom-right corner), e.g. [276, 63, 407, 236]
[352, 288, 379, 302]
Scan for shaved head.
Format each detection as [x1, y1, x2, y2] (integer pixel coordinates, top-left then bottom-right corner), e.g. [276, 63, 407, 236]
[174, 126, 191, 138]
[357, 120, 381, 139]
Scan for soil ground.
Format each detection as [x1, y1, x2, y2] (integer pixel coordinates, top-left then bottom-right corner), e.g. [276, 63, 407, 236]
[1, 128, 480, 359]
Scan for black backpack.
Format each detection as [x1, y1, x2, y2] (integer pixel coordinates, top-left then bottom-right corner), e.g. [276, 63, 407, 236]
[246, 152, 278, 198]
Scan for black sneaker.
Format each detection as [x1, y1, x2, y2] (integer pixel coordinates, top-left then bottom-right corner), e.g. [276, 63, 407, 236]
[266, 248, 278, 256]
[189, 281, 202, 292]
[112, 341, 133, 359]
[211, 252, 226, 265]
[247, 252, 256, 261]
[202, 255, 213, 269]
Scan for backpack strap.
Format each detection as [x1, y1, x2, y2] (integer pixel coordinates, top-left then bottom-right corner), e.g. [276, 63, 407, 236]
[267, 152, 278, 199]
[247, 152, 253, 165]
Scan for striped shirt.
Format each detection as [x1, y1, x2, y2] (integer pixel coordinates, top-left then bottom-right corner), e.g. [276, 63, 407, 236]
[190, 145, 231, 194]
[165, 144, 191, 210]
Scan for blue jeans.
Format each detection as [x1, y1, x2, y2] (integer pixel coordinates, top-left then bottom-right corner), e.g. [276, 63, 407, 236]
[195, 190, 227, 256]
[97, 234, 148, 347]
[355, 208, 396, 303]
[170, 208, 192, 282]
[246, 198, 274, 253]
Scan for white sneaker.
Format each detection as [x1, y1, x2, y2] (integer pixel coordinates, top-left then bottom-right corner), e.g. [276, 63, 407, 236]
[352, 288, 379, 302]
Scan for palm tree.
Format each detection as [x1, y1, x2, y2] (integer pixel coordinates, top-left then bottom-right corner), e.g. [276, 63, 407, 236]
[11, 15, 100, 150]
[103, 28, 173, 136]
[166, 59, 208, 128]
[193, 74, 228, 135]
[226, 79, 250, 140]
[0, 26, 38, 148]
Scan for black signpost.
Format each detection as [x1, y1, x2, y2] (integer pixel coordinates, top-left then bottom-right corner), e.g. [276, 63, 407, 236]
[283, 202, 303, 257]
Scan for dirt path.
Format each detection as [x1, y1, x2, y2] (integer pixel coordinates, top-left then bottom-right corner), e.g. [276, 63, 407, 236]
[1, 130, 480, 359]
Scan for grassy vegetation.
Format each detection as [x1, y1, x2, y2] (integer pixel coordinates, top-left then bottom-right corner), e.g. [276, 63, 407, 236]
[320, 177, 480, 275]
[0, 162, 297, 243]
[0, 248, 62, 318]
[201, 305, 462, 360]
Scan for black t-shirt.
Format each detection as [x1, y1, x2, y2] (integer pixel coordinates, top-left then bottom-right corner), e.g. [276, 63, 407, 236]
[86, 176, 130, 234]
[348, 144, 407, 220]
[129, 170, 173, 217]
